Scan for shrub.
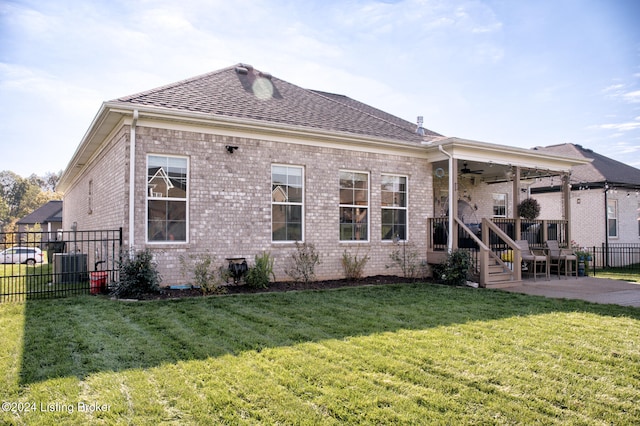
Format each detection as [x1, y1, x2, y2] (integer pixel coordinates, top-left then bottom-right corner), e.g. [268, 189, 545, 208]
[517, 197, 541, 220]
[111, 249, 161, 298]
[246, 252, 276, 288]
[284, 242, 321, 284]
[179, 252, 226, 295]
[432, 249, 472, 286]
[385, 241, 424, 278]
[341, 249, 370, 280]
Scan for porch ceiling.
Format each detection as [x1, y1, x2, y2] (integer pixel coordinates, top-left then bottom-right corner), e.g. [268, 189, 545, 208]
[424, 137, 591, 183]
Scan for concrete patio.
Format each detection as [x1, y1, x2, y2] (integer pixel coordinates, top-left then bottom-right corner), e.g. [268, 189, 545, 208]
[501, 276, 640, 308]
[497, 275, 640, 308]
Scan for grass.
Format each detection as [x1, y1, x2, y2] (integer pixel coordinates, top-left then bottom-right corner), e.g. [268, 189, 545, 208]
[1, 283, 639, 424]
[593, 267, 640, 283]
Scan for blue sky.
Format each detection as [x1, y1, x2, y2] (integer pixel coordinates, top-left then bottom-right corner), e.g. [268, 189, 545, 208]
[1, 0, 639, 178]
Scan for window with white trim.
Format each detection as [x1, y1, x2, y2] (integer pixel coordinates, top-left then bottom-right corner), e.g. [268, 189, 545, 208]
[147, 155, 188, 242]
[272, 165, 304, 241]
[340, 171, 369, 241]
[381, 174, 407, 240]
[607, 199, 618, 238]
[492, 193, 507, 217]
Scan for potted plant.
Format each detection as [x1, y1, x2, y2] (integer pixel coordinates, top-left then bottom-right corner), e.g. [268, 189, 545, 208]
[517, 198, 541, 220]
[574, 248, 592, 276]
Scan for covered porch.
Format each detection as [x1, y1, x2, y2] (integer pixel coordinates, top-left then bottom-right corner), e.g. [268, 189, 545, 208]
[424, 138, 590, 287]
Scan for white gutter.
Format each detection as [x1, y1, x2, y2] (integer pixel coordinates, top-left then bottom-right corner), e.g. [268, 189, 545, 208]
[129, 109, 139, 251]
[439, 144, 454, 252]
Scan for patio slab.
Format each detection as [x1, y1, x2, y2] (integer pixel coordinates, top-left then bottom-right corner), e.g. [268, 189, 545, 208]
[496, 276, 640, 308]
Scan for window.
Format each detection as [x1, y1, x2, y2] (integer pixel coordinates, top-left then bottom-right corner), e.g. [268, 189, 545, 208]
[147, 155, 188, 242]
[88, 179, 93, 215]
[607, 199, 618, 238]
[340, 171, 369, 241]
[381, 174, 407, 240]
[637, 202, 640, 237]
[493, 193, 507, 217]
[272, 165, 303, 241]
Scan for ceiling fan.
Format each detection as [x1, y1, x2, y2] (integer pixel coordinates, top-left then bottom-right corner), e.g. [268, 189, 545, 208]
[460, 162, 483, 175]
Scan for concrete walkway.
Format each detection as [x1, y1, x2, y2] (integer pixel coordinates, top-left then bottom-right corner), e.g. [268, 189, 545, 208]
[497, 275, 640, 308]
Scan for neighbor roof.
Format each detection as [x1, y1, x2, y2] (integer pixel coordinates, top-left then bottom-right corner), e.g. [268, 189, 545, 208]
[533, 143, 640, 187]
[113, 63, 441, 143]
[17, 200, 62, 225]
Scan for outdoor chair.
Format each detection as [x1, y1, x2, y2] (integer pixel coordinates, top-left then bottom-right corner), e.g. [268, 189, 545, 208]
[515, 239, 550, 281]
[546, 240, 578, 279]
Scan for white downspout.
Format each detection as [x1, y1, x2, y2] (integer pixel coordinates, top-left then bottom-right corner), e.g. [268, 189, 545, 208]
[129, 109, 139, 251]
[438, 144, 454, 252]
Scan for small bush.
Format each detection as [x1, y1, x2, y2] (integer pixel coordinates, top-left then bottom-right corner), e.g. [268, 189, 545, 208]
[179, 252, 226, 295]
[111, 249, 161, 298]
[246, 252, 276, 288]
[341, 249, 370, 280]
[432, 250, 472, 286]
[385, 241, 424, 278]
[285, 242, 321, 284]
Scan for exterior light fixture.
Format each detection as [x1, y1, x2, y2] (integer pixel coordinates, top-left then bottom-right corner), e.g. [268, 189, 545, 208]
[225, 145, 239, 154]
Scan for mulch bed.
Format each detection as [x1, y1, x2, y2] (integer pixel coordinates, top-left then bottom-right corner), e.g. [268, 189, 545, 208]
[136, 275, 424, 300]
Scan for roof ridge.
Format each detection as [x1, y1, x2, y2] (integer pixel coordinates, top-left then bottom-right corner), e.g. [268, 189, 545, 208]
[309, 89, 431, 138]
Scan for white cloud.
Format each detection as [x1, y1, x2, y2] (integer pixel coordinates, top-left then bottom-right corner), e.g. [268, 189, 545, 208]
[597, 116, 640, 132]
[623, 90, 640, 103]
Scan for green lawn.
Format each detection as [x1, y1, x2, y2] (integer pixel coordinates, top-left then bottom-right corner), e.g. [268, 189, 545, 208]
[593, 268, 640, 283]
[1, 283, 639, 424]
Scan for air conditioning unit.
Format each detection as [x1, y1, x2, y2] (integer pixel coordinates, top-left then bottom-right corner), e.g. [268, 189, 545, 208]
[53, 253, 88, 284]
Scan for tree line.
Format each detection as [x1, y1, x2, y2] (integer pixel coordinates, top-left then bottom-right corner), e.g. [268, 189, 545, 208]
[0, 170, 63, 232]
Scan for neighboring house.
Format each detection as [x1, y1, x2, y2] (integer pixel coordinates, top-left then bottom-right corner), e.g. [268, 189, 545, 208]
[531, 143, 640, 250]
[16, 200, 63, 243]
[58, 64, 586, 286]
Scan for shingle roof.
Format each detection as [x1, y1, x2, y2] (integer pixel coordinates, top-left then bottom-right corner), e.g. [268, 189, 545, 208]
[17, 200, 62, 225]
[113, 64, 441, 143]
[533, 143, 640, 187]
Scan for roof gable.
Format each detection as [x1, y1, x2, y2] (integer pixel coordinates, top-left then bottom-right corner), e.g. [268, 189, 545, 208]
[16, 200, 63, 225]
[113, 64, 441, 143]
[534, 143, 640, 187]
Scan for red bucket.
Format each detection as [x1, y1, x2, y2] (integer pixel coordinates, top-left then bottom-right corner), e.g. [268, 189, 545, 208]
[90, 271, 108, 294]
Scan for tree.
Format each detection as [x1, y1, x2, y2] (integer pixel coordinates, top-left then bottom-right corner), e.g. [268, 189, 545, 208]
[0, 170, 63, 231]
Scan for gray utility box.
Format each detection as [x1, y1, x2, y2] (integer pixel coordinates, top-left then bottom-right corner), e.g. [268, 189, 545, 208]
[53, 253, 88, 284]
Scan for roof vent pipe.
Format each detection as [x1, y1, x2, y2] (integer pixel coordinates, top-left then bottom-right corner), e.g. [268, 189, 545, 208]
[416, 116, 425, 136]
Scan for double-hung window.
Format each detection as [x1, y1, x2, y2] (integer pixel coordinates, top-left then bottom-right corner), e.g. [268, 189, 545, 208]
[492, 193, 507, 217]
[607, 199, 618, 238]
[381, 174, 407, 240]
[340, 171, 369, 241]
[147, 155, 188, 242]
[272, 165, 304, 241]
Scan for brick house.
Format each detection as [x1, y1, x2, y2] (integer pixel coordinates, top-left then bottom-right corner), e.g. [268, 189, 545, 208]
[58, 64, 587, 286]
[531, 143, 640, 250]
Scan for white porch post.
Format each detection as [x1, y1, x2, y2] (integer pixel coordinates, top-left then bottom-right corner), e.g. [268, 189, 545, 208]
[512, 166, 521, 240]
[563, 173, 571, 245]
[450, 158, 458, 252]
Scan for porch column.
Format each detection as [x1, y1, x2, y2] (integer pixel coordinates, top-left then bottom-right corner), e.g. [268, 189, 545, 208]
[563, 173, 571, 245]
[449, 157, 458, 251]
[512, 166, 521, 240]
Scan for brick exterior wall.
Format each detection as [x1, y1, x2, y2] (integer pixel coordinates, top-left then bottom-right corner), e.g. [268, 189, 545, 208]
[65, 123, 433, 286]
[62, 127, 129, 234]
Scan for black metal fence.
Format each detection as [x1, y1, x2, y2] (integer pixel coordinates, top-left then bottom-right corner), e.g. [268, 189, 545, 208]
[581, 244, 640, 275]
[0, 229, 122, 302]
